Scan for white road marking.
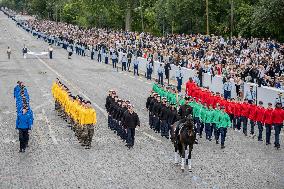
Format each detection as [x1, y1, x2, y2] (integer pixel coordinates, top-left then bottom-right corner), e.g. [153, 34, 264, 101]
[32, 53, 107, 117]
[2, 110, 15, 115]
[141, 131, 162, 143]
[33, 101, 51, 111]
[42, 108, 58, 145]
[31, 53, 163, 143]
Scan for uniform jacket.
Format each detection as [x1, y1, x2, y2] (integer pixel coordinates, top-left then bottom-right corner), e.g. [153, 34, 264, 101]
[272, 108, 284, 124]
[16, 111, 33, 130]
[263, 108, 273, 125]
[124, 112, 140, 128]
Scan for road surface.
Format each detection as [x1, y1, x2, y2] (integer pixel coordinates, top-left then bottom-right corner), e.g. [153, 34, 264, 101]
[0, 12, 283, 189]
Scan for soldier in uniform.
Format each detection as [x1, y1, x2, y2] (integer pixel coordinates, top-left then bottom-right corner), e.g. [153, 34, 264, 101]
[119, 100, 128, 141]
[81, 101, 97, 149]
[106, 90, 114, 128]
[216, 106, 231, 149]
[109, 95, 119, 132]
[175, 97, 192, 140]
[114, 99, 123, 136]
[168, 103, 179, 139]
[153, 95, 162, 133]
[178, 97, 192, 120]
[123, 104, 140, 148]
[146, 92, 155, 129]
[159, 99, 170, 138]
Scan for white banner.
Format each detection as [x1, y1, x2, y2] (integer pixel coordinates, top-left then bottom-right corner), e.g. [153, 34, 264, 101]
[27, 51, 48, 56]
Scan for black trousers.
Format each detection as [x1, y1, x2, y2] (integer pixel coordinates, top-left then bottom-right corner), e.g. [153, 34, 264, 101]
[19, 129, 29, 150]
[126, 128, 136, 146]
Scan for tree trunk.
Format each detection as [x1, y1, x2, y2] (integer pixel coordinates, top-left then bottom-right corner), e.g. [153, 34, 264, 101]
[125, 3, 132, 31]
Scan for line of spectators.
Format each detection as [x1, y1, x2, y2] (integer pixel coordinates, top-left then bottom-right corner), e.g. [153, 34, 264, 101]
[2, 7, 284, 91]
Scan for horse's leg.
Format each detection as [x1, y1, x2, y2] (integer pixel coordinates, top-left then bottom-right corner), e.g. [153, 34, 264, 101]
[181, 144, 185, 172]
[174, 144, 179, 165]
[185, 145, 188, 165]
[188, 147, 192, 172]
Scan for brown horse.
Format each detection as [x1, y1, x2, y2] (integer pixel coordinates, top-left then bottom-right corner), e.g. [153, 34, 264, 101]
[170, 116, 196, 172]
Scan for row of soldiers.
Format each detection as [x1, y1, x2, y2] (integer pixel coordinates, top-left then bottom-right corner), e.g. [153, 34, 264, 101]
[105, 90, 140, 148]
[146, 91, 179, 139]
[51, 79, 97, 149]
[14, 81, 34, 152]
[147, 84, 232, 148]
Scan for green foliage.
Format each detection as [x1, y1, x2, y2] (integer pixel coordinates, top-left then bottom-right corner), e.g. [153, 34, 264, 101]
[1, 0, 283, 41]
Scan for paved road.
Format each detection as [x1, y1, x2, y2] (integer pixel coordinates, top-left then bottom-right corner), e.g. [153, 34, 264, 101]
[0, 12, 283, 189]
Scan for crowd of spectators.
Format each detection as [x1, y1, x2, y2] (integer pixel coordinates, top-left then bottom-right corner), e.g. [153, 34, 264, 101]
[3, 7, 284, 90]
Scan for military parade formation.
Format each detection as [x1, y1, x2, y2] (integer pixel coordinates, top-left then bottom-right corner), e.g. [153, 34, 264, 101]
[147, 83, 231, 149]
[14, 81, 34, 153]
[51, 79, 97, 149]
[3, 7, 283, 179]
[105, 90, 140, 148]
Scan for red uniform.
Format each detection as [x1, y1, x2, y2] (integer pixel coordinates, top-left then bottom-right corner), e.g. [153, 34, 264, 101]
[185, 81, 194, 96]
[271, 108, 284, 124]
[227, 102, 235, 115]
[248, 104, 257, 121]
[234, 103, 242, 117]
[255, 106, 265, 122]
[241, 103, 250, 118]
[262, 108, 273, 125]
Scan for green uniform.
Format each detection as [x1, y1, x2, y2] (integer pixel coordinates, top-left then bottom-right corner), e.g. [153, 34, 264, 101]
[179, 98, 185, 106]
[216, 112, 231, 129]
[204, 108, 214, 123]
[200, 107, 208, 123]
[195, 104, 203, 118]
[212, 109, 222, 124]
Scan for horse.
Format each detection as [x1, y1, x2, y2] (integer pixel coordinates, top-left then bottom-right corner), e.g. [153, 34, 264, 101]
[170, 116, 196, 172]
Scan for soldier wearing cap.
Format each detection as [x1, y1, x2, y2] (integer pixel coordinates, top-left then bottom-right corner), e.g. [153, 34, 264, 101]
[109, 95, 119, 132]
[119, 100, 128, 141]
[105, 90, 114, 128]
[146, 92, 156, 128]
[173, 97, 193, 141]
[81, 101, 97, 149]
[159, 99, 170, 138]
[168, 103, 179, 139]
[123, 104, 140, 148]
[113, 99, 122, 136]
[178, 96, 192, 120]
[153, 95, 162, 133]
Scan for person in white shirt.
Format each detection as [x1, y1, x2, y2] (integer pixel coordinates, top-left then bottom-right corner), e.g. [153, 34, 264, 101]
[7, 46, 11, 59]
[176, 66, 184, 93]
[157, 64, 164, 85]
